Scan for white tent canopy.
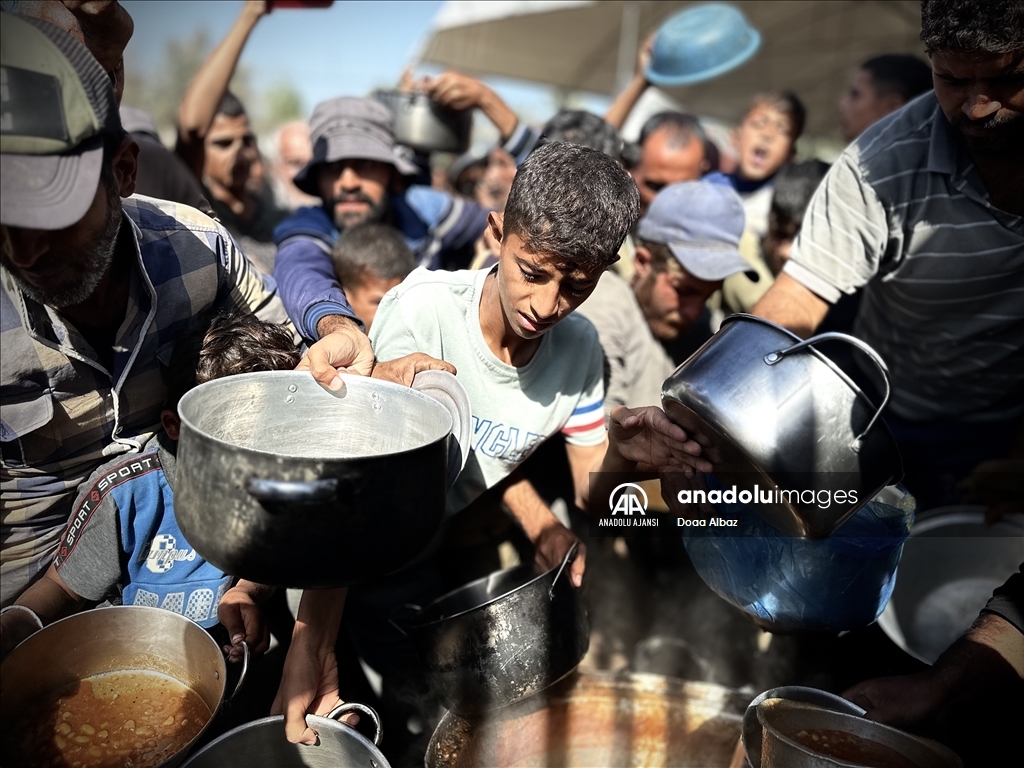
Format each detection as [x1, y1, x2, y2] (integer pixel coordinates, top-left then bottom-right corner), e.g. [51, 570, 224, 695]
[418, 0, 925, 138]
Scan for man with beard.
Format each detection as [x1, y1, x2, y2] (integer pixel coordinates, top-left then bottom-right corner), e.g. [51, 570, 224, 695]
[273, 97, 490, 340]
[576, 181, 756, 413]
[752, 0, 1024, 510]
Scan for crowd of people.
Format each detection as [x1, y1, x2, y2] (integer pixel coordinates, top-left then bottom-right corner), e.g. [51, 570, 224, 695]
[1, 0, 1021, 765]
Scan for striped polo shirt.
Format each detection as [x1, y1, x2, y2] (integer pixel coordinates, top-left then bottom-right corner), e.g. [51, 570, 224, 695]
[785, 92, 1024, 423]
[1, 195, 291, 605]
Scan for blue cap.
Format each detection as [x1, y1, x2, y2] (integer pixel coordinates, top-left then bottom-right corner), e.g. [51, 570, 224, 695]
[646, 3, 761, 87]
[637, 181, 757, 282]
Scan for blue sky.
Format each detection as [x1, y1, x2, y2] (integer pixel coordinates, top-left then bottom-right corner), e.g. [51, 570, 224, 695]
[121, 0, 605, 131]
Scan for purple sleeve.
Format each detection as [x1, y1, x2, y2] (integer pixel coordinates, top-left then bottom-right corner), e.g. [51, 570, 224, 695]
[272, 207, 359, 341]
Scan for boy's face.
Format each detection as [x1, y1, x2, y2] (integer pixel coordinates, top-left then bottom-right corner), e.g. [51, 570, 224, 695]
[763, 208, 799, 277]
[490, 214, 602, 340]
[839, 68, 903, 143]
[344, 271, 403, 333]
[734, 103, 796, 182]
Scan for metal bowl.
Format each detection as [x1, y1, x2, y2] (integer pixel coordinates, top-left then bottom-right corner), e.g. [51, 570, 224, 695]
[757, 698, 962, 768]
[878, 506, 1024, 663]
[375, 90, 471, 154]
[742, 686, 865, 768]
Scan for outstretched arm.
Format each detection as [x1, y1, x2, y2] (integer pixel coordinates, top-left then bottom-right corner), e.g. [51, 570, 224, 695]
[604, 33, 654, 130]
[175, 0, 268, 178]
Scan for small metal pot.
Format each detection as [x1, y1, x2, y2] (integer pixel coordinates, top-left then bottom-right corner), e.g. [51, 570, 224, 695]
[175, 371, 470, 589]
[662, 314, 904, 538]
[0, 606, 245, 768]
[757, 698, 962, 768]
[375, 90, 471, 154]
[407, 544, 588, 718]
[181, 702, 386, 768]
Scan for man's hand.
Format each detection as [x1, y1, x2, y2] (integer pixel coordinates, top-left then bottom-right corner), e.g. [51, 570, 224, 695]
[421, 72, 519, 140]
[217, 583, 271, 662]
[606, 406, 711, 475]
[533, 523, 585, 587]
[370, 353, 456, 387]
[298, 315, 375, 388]
[843, 671, 950, 728]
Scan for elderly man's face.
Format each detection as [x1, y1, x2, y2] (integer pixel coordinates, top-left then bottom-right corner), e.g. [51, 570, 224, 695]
[205, 113, 259, 196]
[277, 123, 312, 180]
[317, 158, 393, 229]
[931, 50, 1024, 155]
[632, 246, 720, 340]
[630, 128, 706, 216]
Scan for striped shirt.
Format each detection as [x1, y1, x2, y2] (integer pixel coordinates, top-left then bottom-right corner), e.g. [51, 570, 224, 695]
[0, 195, 291, 606]
[785, 92, 1024, 423]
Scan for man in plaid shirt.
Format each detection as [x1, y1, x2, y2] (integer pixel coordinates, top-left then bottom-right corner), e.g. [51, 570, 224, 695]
[0, 13, 371, 608]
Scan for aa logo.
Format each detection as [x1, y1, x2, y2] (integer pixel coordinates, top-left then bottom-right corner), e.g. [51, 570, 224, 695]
[609, 483, 648, 516]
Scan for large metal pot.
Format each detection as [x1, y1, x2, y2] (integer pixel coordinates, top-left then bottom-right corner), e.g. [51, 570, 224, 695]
[181, 702, 387, 768]
[878, 506, 1024, 664]
[407, 544, 588, 717]
[0, 606, 243, 768]
[175, 370, 469, 589]
[662, 314, 904, 538]
[375, 90, 471, 154]
[426, 671, 749, 768]
[757, 698, 962, 768]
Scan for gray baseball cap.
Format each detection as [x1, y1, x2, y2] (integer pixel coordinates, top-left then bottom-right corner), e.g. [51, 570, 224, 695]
[293, 96, 418, 196]
[0, 13, 122, 230]
[636, 180, 758, 282]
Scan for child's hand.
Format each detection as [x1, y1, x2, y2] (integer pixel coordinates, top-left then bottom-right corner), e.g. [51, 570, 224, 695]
[371, 353, 456, 386]
[607, 406, 712, 475]
[533, 524, 586, 587]
[218, 586, 270, 660]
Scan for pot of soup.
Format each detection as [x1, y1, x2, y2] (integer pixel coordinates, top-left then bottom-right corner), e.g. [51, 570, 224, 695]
[0, 606, 243, 768]
[757, 698, 962, 768]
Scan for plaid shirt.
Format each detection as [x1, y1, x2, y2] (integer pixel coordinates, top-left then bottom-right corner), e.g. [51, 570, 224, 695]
[1, 195, 291, 606]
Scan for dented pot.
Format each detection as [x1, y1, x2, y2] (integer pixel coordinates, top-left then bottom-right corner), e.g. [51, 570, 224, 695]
[407, 545, 588, 718]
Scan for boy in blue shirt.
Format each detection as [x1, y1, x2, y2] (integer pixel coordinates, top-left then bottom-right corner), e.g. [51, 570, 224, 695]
[3, 312, 300, 661]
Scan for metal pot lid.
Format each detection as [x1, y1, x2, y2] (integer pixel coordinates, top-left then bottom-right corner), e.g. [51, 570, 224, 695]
[742, 686, 865, 768]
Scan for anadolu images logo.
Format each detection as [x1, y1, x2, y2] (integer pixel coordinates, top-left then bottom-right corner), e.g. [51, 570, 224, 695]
[609, 483, 648, 516]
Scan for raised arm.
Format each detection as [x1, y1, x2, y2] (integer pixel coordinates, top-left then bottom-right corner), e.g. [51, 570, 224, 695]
[175, 0, 268, 178]
[424, 71, 519, 143]
[604, 33, 654, 130]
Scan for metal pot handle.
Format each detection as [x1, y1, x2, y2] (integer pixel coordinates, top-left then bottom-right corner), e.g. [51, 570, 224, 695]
[224, 640, 249, 706]
[326, 702, 383, 746]
[411, 370, 472, 489]
[763, 331, 891, 451]
[245, 477, 339, 504]
[549, 540, 580, 598]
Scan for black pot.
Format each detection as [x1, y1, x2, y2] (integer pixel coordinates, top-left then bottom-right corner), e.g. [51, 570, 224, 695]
[407, 545, 588, 718]
[175, 371, 468, 589]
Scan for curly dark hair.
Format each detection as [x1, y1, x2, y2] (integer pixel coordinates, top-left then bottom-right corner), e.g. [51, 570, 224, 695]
[501, 142, 639, 272]
[162, 310, 300, 409]
[920, 0, 1024, 54]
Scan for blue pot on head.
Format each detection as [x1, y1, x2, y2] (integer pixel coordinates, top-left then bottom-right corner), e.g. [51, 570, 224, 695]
[647, 3, 761, 87]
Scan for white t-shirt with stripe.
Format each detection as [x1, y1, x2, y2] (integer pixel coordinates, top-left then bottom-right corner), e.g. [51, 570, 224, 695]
[370, 267, 605, 515]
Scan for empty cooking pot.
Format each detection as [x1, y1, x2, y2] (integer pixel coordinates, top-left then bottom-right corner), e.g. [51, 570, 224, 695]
[175, 370, 470, 589]
[662, 314, 903, 538]
[181, 702, 386, 768]
[406, 544, 588, 717]
[375, 90, 471, 154]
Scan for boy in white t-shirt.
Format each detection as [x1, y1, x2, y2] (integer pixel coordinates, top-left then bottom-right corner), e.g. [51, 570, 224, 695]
[370, 142, 710, 587]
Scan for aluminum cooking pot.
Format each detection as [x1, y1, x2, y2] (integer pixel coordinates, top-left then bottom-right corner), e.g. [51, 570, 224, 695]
[757, 698, 962, 768]
[175, 370, 470, 589]
[181, 702, 386, 768]
[406, 544, 588, 718]
[426, 671, 748, 768]
[0, 606, 245, 768]
[662, 314, 903, 538]
[878, 506, 1024, 664]
[375, 90, 471, 154]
